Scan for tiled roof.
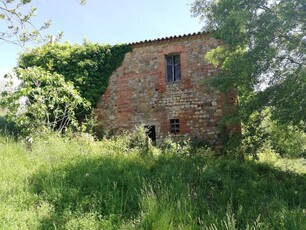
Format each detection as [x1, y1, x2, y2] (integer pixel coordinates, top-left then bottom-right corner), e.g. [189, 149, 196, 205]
[130, 31, 208, 46]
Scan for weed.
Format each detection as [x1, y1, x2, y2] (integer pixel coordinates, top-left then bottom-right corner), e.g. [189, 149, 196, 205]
[0, 134, 305, 229]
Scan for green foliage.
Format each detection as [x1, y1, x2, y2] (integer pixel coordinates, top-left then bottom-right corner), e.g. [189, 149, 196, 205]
[0, 113, 19, 137]
[269, 122, 306, 158]
[241, 111, 269, 159]
[0, 0, 85, 45]
[0, 109, 19, 136]
[258, 148, 306, 174]
[19, 41, 132, 116]
[191, 0, 306, 131]
[1, 41, 131, 135]
[237, 109, 306, 159]
[0, 67, 90, 136]
[0, 133, 305, 229]
[1, 0, 53, 45]
[126, 125, 160, 157]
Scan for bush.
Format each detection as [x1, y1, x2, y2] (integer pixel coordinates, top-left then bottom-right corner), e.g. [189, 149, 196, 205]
[0, 113, 19, 137]
[0, 67, 90, 136]
[269, 123, 306, 158]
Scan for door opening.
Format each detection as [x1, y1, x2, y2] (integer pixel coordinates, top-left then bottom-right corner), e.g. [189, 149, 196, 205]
[144, 125, 156, 142]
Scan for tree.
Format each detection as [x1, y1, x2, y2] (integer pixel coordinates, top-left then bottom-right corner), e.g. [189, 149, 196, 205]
[0, 41, 131, 136]
[1, 0, 51, 46]
[1, 0, 90, 136]
[0, 67, 90, 135]
[191, 0, 306, 131]
[0, 0, 85, 46]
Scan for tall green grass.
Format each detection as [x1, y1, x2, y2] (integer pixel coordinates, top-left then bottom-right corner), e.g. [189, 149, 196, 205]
[0, 133, 305, 229]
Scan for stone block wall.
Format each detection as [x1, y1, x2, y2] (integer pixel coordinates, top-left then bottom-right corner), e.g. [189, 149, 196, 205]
[95, 33, 239, 145]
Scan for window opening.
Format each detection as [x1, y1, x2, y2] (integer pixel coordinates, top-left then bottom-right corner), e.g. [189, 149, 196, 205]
[166, 54, 181, 83]
[170, 119, 180, 134]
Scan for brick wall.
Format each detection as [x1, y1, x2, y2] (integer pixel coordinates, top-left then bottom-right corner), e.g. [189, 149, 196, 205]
[95, 33, 239, 145]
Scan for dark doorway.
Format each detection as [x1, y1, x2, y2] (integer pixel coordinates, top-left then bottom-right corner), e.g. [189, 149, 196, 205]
[144, 125, 156, 142]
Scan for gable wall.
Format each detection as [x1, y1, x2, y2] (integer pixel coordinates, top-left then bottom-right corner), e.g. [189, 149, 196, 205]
[95, 34, 237, 144]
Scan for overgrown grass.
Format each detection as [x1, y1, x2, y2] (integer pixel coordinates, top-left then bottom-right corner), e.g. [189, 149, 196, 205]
[0, 133, 305, 229]
[259, 149, 306, 174]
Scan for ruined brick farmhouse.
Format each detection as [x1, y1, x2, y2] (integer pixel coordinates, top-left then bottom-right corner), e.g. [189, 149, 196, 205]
[95, 32, 239, 145]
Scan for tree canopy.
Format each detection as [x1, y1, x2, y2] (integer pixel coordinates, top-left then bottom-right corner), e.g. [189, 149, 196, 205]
[192, 0, 306, 131]
[1, 66, 90, 135]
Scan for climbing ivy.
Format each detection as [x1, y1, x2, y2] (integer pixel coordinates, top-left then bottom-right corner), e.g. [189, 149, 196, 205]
[19, 41, 132, 116]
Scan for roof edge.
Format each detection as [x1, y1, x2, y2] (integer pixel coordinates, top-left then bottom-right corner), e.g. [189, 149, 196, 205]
[129, 31, 209, 47]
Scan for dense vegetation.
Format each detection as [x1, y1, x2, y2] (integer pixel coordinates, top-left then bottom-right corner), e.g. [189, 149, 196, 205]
[192, 0, 306, 131]
[1, 67, 90, 135]
[1, 1, 305, 229]
[19, 42, 132, 109]
[0, 131, 305, 229]
[192, 0, 306, 157]
[1, 42, 131, 135]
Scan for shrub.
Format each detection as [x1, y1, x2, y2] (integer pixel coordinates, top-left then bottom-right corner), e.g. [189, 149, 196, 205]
[0, 67, 90, 136]
[269, 123, 306, 158]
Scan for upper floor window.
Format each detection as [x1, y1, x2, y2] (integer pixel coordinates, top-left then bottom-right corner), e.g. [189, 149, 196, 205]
[166, 54, 181, 83]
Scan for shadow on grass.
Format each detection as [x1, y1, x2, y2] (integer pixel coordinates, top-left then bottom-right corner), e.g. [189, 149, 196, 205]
[30, 155, 151, 229]
[30, 154, 306, 229]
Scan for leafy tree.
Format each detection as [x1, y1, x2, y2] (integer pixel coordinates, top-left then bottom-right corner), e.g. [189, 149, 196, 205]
[191, 0, 306, 131]
[0, 66, 90, 135]
[269, 122, 306, 157]
[0, 0, 85, 45]
[1, 0, 52, 45]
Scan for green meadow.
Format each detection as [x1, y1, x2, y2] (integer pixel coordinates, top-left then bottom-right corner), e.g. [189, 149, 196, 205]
[0, 133, 305, 230]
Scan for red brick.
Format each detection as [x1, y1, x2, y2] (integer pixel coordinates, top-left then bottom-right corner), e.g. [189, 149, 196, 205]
[95, 33, 240, 145]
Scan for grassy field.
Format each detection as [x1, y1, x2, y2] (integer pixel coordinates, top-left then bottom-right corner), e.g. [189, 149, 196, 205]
[0, 133, 305, 229]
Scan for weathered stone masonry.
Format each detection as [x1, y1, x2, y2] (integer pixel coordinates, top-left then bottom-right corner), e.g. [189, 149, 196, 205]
[95, 32, 238, 144]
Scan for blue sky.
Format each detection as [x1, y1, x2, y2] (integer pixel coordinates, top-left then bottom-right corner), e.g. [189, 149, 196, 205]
[0, 0, 202, 78]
